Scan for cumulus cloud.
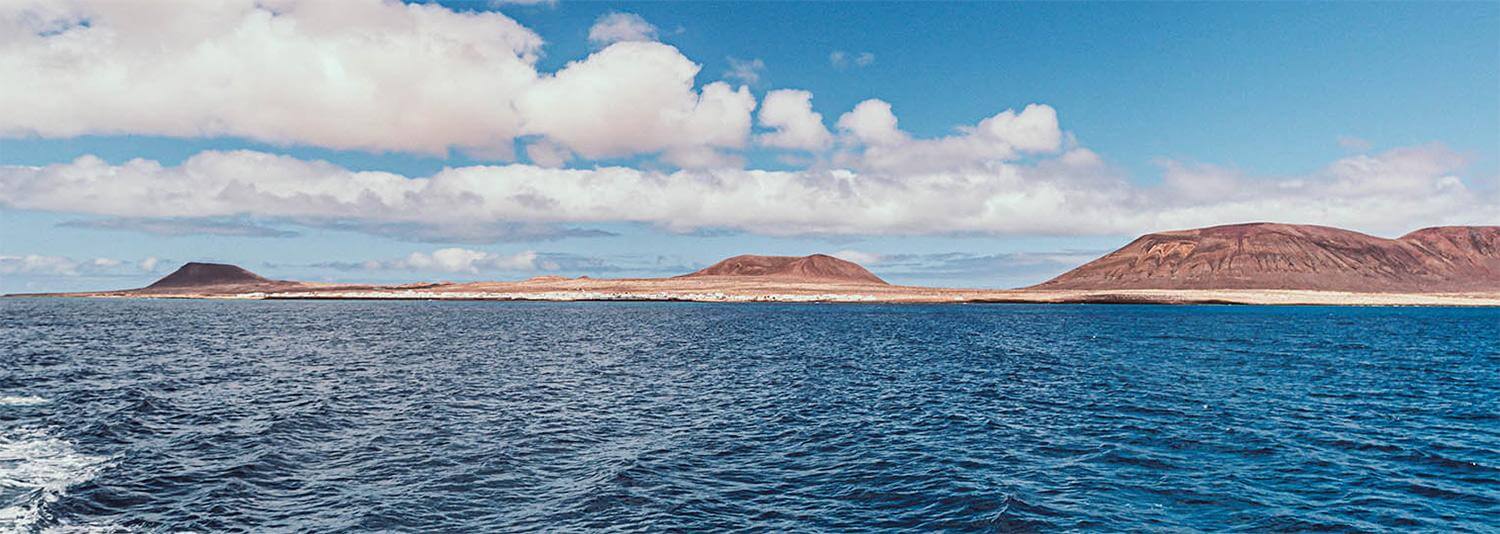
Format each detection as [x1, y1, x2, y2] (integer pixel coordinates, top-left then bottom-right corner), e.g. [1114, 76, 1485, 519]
[835, 99, 905, 146]
[0, 2, 747, 165]
[835, 100, 1064, 173]
[757, 89, 832, 151]
[365, 248, 541, 274]
[0, 0, 542, 156]
[516, 41, 756, 166]
[1, 144, 1490, 239]
[588, 12, 657, 45]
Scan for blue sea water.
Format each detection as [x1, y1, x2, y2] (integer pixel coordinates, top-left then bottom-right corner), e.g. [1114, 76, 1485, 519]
[0, 298, 1496, 532]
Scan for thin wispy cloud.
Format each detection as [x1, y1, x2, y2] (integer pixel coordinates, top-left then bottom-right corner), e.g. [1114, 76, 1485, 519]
[59, 217, 299, 238]
[830, 50, 875, 69]
[0, 254, 164, 277]
[366, 249, 543, 274]
[724, 57, 766, 85]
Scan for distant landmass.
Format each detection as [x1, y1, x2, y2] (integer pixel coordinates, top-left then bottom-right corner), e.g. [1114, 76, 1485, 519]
[140, 262, 296, 293]
[678, 254, 888, 285]
[9, 225, 1499, 306]
[146, 262, 275, 289]
[1035, 223, 1500, 292]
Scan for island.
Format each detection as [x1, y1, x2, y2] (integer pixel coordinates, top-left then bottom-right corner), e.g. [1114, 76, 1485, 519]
[10, 223, 1500, 306]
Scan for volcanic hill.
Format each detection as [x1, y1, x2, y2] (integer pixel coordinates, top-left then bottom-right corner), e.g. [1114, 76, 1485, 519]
[1035, 223, 1500, 292]
[678, 254, 888, 285]
[144, 262, 289, 290]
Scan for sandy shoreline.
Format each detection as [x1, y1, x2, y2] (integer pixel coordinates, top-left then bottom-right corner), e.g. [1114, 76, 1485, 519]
[16, 276, 1500, 307]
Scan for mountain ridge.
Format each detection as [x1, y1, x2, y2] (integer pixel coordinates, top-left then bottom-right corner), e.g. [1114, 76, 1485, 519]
[677, 254, 888, 285]
[144, 262, 285, 290]
[1034, 223, 1500, 292]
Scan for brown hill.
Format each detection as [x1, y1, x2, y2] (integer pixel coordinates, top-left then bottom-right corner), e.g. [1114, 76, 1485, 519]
[678, 254, 888, 285]
[145, 262, 282, 290]
[1034, 223, 1500, 292]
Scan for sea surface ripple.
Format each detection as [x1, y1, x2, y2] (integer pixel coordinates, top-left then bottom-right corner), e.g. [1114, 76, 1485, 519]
[1, 299, 1496, 532]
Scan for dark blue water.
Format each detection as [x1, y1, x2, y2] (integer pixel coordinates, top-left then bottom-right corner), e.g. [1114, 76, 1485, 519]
[1, 299, 1496, 532]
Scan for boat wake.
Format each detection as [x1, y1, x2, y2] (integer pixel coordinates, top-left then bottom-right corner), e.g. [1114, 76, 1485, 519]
[0, 398, 49, 407]
[0, 426, 110, 533]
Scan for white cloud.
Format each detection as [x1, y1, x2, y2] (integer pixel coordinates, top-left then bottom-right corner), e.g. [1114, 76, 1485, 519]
[588, 12, 657, 46]
[0, 255, 82, 276]
[835, 100, 1063, 173]
[855, 52, 875, 67]
[0, 0, 543, 156]
[0, 254, 156, 276]
[525, 140, 571, 168]
[724, 57, 765, 85]
[835, 99, 905, 146]
[516, 41, 756, 166]
[59, 216, 298, 237]
[0, 2, 749, 166]
[757, 89, 832, 151]
[1, 144, 1489, 239]
[371, 248, 539, 274]
[658, 146, 745, 170]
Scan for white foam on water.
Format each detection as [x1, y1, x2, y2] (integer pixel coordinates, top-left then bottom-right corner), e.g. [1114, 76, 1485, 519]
[0, 397, 49, 407]
[0, 428, 111, 534]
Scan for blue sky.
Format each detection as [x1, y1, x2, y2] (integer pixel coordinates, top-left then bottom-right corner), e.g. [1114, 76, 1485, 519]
[1, 1, 1496, 292]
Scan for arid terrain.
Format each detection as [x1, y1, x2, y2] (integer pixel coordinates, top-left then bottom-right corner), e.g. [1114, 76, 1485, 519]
[1037, 223, 1500, 292]
[12, 224, 1500, 307]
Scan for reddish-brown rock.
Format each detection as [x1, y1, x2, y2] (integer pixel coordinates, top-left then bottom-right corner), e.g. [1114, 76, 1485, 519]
[1034, 223, 1500, 292]
[678, 254, 888, 285]
[145, 262, 281, 289]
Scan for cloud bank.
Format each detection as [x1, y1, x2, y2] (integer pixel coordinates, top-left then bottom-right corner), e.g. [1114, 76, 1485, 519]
[1, 144, 1489, 239]
[0, 254, 161, 277]
[0, 0, 1490, 244]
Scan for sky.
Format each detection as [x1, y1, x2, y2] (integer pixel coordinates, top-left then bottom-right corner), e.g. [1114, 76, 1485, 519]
[1, 0, 1496, 293]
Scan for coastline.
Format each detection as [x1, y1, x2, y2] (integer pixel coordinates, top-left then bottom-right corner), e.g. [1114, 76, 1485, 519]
[12, 277, 1500, 307]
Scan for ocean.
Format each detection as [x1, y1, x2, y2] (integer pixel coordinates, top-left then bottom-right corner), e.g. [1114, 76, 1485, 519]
[1, 298, 1496, 532]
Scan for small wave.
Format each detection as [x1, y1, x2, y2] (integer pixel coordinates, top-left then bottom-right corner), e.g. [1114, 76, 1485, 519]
[0, 397, 49, 407]
[0, 428, 110, 533]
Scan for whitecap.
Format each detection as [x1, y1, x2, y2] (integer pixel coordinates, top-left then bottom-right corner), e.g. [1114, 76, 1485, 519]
[0, 428, 111, 533]
[0, 396, 49, 407]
